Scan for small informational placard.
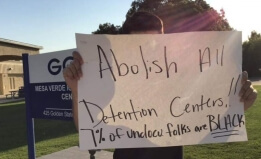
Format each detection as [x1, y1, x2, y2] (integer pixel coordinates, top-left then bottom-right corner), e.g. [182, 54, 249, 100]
[28, 49, 75, 120]
[76, 32, 247, 150]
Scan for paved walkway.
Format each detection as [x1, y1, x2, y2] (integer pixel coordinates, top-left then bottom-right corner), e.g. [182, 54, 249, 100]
[250, 77, 261, 85]
[37, 147, 113, 159]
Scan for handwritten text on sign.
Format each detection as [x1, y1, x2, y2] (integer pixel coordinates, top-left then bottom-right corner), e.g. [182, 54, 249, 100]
[76, 32, 246, 150]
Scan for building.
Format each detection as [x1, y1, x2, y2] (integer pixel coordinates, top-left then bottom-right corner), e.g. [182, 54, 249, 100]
[0, 38, 42, 95]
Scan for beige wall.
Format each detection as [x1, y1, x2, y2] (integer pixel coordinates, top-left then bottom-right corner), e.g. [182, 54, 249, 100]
[8, 74, 24, 90]
[0, 41, 41, 95]
[0, 73, 23, 95]
[0, 73, 9, 95]
[0, 61, 23, 95]
[0, 74, 4, 94]
[0, 42, 39, 56]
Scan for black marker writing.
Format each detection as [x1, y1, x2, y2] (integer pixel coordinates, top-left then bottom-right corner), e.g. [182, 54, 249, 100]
[97, 45, 178, 81]
[98, 45, 116, 81]
[79, 99, 158, 127]
[109, 128, 124, 142]
[170, 95, 224, 118]
[79, 99, 104, 128]
[207, 114, 245, 132]
[199, 45, 224, 72]
[126, 124, 163, 139]
[166, 123, 191, 137]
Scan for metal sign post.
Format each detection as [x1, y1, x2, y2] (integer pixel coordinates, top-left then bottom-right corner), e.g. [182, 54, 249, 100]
[23, 54, 36, 159]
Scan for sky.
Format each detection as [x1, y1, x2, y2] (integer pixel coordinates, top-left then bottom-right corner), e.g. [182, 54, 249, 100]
[0, 0, 260, 53]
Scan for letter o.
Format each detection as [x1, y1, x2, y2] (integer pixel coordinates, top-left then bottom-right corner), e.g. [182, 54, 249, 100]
[131, 65, 139, 74]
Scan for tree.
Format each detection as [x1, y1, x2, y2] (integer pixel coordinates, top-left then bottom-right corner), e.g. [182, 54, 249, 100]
[243, 31, 261, 77]
[92, 0, 232, 34]
[92, 23, 121, 34]
[125, 0, 232, 33]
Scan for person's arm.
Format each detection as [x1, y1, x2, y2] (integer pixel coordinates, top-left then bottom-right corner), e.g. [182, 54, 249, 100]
[239, 71, 258, 111]
[72, 89, 79, 131]
[63, 51, 83, 131]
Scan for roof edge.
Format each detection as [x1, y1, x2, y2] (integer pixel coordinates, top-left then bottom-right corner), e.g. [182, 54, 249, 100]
[0, 38, 43, 50]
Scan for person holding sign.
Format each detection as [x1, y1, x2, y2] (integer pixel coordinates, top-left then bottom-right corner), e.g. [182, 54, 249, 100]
[63, 11, 257, 159]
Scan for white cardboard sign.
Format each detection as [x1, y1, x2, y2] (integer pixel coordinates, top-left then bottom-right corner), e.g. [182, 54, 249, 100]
[76, 32, 247, 150]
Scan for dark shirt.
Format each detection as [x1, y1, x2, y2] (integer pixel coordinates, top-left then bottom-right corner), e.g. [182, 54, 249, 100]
[113, 146, 183, 159]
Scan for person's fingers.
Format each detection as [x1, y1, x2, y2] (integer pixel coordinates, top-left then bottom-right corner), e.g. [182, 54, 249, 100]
[63, 51, 83, 81]
[68, 62, 80, 80]
[241, 71, 248, 84]
[240, 86, 254, 102]
[244, 90, 258, 110]
[73, 51, 84, 65]
[63, 66, 74, 80]
[239, 80, 251, 96]
[72, 51, 83, 78]
[73, 58, 83, 77]
[250, 89, 258, 101]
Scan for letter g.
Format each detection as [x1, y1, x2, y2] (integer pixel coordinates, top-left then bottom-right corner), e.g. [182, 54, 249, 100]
[48, 58, 61, 75]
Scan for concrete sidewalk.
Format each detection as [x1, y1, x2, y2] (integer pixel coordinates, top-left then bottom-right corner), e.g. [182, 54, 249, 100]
[250, 77, 261, 85]
[37, 147, 113, 159]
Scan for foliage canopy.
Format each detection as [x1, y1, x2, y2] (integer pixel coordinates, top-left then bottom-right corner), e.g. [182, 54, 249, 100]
[93, 0, 232, 34]
[243, 31, 261, 77]
[126, 0, 232, 33]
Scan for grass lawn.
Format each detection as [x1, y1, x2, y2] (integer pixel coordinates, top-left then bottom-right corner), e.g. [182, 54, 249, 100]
[0, 101, 78, 159]
[0, 86, 261, 159]
[184, 86, 261, 159]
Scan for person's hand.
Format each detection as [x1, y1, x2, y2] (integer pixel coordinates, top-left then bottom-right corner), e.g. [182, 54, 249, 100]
[239, 71, 258, 111]
[63, 51, 83, 93]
